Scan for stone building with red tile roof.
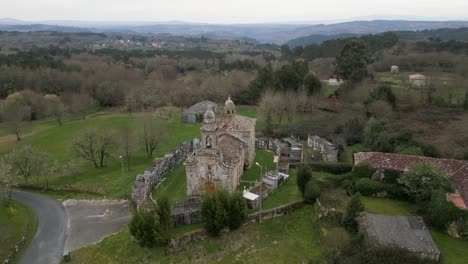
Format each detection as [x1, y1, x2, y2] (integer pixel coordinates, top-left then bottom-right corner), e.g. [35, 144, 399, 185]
[354, 152, 468, 209]
[185, 97, 256, 197]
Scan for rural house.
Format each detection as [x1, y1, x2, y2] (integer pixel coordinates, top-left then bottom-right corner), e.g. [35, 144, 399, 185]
[354, 152, 468, 209]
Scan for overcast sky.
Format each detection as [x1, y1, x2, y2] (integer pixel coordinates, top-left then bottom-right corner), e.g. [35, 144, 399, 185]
[3, 0, 468, 24]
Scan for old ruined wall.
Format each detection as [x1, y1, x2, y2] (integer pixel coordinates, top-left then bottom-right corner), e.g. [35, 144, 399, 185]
[131, 141, 193, 207]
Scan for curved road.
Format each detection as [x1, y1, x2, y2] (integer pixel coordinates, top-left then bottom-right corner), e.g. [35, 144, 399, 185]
[12, 191, 68, 264]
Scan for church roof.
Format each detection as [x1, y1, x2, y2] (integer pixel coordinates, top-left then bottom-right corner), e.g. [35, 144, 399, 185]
[218, 133, 244, 163]
[216, 114, 256, 132]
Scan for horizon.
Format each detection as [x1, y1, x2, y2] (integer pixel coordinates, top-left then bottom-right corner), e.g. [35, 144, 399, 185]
[3, 0, 468, 24]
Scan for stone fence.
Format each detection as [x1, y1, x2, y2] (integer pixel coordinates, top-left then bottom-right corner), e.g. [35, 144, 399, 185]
[167, 200, 305, 250]
[131, 140, 193, 207]
[3, 224, 29, 264]
[247, 200, 305, 222]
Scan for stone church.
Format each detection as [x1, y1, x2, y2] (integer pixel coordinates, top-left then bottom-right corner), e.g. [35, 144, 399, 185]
[185, 97, 256, 197]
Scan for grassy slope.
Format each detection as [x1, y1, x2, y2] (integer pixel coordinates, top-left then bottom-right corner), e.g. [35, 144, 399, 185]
[64, 205, 322, 264]
[362, 197, 468, 264]
[0, 200, 38, 263]
[152, 163, 187, 203]
[0, 111, 200, 199]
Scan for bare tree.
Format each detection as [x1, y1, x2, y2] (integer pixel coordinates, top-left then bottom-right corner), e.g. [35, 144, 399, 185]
[0, 92, 31, 141]
[4, 145, 49, 184]
[118, 126, 137, 171]
[68, 92, 96, 120]
[72, 128, 115, 168]
[139, 115, 168, 158]
[44, 94, 65, 126]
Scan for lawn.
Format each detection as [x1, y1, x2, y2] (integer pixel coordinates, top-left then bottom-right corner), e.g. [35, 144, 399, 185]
[64, 205, 322, 264]
[0, 199, 38, 263]
[361, 197, 468, 264]
[0, 110, 201, 199]
[261, 168, 302, 210]
[152, 163, 187, 203]
[239, 149, 276, 190]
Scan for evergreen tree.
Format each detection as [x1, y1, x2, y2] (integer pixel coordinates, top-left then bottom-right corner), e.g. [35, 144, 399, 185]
[335, 40, 372, 83]
[342, 193, 365, 232]
[227, 191, 248, 230]
[296, 165, 312, 195]
[156, 196, 172, 241]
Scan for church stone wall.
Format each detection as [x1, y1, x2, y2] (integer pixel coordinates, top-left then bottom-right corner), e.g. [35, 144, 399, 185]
[131, 140, 193, 207]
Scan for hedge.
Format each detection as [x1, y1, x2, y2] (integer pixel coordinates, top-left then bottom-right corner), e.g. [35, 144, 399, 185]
[308, 163, 353, 175]
[352, 163, 376, 178]
[354, 178, 385, 196]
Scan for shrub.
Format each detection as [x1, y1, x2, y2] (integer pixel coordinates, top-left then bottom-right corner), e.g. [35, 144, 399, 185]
[352, 163, 376, 178]
[383, 170, 401, 184]
[309, 163, 353, 175]
[355, 178, 385, 196]
[304, 180, 321, 204]
[429, 191, 463, 230]
[325, 173, 354, 187]
[384, 184, 408, 200]
[129, 210, 160, 247]
[342, 193, 364, 232]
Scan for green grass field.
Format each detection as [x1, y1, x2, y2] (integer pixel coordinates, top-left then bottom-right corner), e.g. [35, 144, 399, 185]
[362, 197, 468, 264]
[64, 205, 322, 264]
[0, 200, 38, 263]
[0, 111, 200, 199]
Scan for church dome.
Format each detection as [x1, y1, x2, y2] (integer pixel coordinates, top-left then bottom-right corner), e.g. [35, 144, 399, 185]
[225, 96, 235, 109]
[203, 108, 216, 123]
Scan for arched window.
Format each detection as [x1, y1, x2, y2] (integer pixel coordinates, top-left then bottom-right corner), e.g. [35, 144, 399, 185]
[206, 136, 212, 148]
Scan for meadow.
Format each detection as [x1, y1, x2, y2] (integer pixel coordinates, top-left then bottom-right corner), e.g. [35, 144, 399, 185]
[0, 110, 201, 199]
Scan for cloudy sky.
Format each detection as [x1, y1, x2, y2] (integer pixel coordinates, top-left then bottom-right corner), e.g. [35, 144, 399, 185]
[3, 0, 468, 23]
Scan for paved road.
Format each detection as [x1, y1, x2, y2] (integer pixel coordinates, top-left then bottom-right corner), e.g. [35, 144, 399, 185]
[12, 191, 68, 264]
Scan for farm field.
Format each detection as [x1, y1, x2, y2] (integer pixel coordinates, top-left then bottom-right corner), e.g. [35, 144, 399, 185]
[0, 200, 38, 263]
[63, 205, 322, 264]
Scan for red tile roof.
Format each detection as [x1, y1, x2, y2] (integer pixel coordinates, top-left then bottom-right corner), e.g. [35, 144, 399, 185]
[448, 193, 468, 210]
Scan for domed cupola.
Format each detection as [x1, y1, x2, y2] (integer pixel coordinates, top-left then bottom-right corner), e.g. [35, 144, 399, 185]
[224, 96, 235, 116]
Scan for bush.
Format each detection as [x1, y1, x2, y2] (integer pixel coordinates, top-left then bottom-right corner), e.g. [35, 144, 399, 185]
[355, 178, 385, 196]
[384, 184, 408, 200]
[383, 170, 401, 184]
[352, 163, 376, 178]
[309, 163, 353, 175]
[304, 180, 321, 204]
[429, 191, 463, 230]
[129, 210, 160, 247]
[325, 173, 354, 187]
[342, 193, 364, 232]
